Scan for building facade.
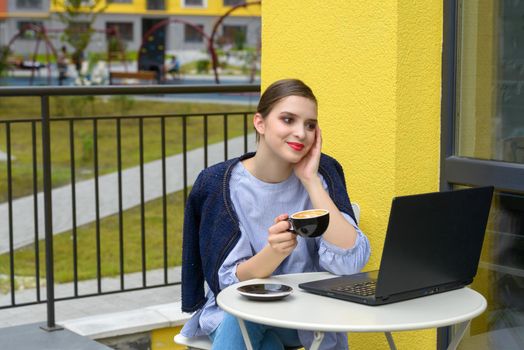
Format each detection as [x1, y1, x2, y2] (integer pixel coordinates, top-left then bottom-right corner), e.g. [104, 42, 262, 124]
[2, 0, 260, 57]
[0, 0, 7, 46]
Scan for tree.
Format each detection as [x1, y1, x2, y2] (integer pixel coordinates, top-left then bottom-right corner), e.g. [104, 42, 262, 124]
[0, 46, 11, 78]
[52, 0, 108, 77]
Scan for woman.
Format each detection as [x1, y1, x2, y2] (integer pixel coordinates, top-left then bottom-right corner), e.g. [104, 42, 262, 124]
[181, 79, 370, 349]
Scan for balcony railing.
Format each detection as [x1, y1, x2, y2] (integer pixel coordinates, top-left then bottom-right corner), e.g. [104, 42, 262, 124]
[0, 84, 260, 330]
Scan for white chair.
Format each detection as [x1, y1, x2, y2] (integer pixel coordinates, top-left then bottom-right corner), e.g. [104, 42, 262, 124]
[174, 203, 361, 349]
[174, 333, 303, 350]
[174, 333, 212, 350]
[351, 202, 360, 224]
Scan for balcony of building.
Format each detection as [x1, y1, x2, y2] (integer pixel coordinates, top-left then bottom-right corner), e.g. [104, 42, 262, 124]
[0, 83, 260, 349]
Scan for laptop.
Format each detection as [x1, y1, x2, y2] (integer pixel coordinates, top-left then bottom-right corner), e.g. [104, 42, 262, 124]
[299, 186, 494, 305]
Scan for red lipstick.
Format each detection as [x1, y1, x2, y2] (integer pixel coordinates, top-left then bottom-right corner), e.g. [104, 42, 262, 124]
[287, 142, 305, 151]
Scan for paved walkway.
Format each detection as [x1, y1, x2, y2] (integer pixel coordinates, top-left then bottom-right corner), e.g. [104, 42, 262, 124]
[0, 134, 256, 254]
[0, 267, 182, 329]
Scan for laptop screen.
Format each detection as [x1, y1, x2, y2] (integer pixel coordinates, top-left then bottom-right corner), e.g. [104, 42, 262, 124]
[375, 186, 494, 298]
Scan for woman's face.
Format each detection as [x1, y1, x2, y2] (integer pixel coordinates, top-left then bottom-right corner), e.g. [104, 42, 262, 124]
[256, 95, 318, 163]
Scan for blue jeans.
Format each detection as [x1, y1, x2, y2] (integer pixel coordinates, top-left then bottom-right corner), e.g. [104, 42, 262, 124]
[210, 313, 302, 350]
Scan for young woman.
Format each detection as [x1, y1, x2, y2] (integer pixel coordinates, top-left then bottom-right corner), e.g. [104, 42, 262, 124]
[181, 79, 371, 350]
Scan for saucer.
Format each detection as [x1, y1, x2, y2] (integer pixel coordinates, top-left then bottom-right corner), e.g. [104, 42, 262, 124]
[237, 283, 293, 301]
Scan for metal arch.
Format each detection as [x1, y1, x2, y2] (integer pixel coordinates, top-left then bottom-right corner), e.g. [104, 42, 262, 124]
[6, 23, 58, 85]
[210, 1, 262, 84]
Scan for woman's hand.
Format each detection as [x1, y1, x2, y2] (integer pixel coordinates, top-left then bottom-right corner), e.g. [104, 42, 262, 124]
[267, 214, 298, 257]
[294, 125, 322, 186]
[237, 214, 298, 280]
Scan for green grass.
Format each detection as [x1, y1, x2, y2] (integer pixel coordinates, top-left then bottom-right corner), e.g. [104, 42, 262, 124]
[0, 95, 256, 292]
[8, 51, 139, 64]
[0, 96, 255, 201]
[180, 60, 260, 76]
[0, 186, 186, 283]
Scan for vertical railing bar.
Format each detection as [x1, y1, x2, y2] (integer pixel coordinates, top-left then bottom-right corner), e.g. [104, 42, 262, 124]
[31, 121, 41, 302]
[117, 118, 124, 290]
[69, 120, 78, 297]
[203, 114, 208, 168]
[139, 118, 146, 287]
[243, 113, 248, 153]
[182, 116, 188, 204]
[6, 122, 15, 306]
[93, 119, 101, 294]
[223, 114, 228, 160]
[161, 117, 168, 284]
[40, 95, 61, 331]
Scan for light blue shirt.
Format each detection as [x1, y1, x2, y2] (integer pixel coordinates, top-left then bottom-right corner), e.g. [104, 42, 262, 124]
[181, 162, 371, 348]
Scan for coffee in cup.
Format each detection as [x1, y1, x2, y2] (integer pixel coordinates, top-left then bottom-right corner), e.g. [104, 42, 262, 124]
[288, 209, 329, 238]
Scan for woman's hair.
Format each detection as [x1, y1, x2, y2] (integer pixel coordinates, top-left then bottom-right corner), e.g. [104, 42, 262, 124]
[255, 79, 317, 141]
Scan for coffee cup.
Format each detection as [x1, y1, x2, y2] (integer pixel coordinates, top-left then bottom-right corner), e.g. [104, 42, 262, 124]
[288, 209, 330, 238]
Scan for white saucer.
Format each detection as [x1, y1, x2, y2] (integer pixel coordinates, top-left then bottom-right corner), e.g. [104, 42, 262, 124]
[237, 283, 293, 301]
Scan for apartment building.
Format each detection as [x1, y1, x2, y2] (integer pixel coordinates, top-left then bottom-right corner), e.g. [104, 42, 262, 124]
[0, 0, 7, 46]
[2, 0, 260, 57]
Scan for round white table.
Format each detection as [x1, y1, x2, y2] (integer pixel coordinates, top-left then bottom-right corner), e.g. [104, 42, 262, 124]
[217, 272, 487, 350]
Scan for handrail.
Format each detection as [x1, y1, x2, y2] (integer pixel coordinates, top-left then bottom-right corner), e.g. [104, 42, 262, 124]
[0, 84, 260, 331]
[0, 84, 261, 97]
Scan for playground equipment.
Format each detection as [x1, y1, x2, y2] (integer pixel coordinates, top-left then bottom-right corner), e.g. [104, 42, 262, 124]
[137, 18, 212, 83]
[209, 0, 261, 84]
[137, 0, 261, 84]
[3, 24, 127, 85]
[4, 1, 260, 85]
[5, 23, 57, 85]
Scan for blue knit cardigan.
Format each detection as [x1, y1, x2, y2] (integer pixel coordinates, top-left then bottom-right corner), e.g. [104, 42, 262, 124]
[181, 152, 356, 312]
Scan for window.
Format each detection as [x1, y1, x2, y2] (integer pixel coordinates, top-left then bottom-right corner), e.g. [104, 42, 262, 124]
[147, 0, 165, 10]
[183, 0, 205, 7]
[184, 24, 204, 43]
[223, 0, 243, 6]
[15, 0, 43, 9]
[441, 1, 524, 349]
[17, 21, 43, 40]
[66, 0, 95, 5]
[106, 22, 133, 42]
[455, 3, 524, 165]
[222, 25, 246, 48]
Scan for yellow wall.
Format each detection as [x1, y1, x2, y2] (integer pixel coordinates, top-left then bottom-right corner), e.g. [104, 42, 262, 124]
[262, 1, 442, 348]
[51, 0, 261, 16]
[152, 326, 186, 350]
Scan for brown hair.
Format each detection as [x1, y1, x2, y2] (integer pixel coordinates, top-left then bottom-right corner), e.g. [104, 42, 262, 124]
[255, 79, 317, 141]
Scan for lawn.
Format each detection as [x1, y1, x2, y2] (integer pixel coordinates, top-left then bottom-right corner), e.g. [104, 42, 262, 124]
[0, 185, 186, 286]
[0, 95, 255, 201]
[0, 95, 256, 292]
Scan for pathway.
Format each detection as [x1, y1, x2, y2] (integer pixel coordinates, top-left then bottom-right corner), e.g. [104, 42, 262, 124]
[0, 134, 256, 254]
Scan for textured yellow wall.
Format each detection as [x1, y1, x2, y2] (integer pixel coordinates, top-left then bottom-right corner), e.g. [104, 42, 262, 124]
[152, 326, 185, 350]
[262, 1, 442, 348]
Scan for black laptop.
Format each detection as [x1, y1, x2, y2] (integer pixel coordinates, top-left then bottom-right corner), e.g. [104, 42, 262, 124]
[299, 186, 494, 305]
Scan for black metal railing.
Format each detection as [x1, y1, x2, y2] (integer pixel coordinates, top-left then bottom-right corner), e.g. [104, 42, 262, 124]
[0, 84, 260, 330]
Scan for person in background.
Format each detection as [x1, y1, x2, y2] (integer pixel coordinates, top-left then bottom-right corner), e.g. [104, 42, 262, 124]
[57, 46, 69, 85]
[181, 78, 371, 350]
[167, 55, 181, 79]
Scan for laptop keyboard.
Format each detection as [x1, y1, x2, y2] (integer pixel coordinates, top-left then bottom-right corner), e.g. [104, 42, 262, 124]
[331, 280, 376, 296]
